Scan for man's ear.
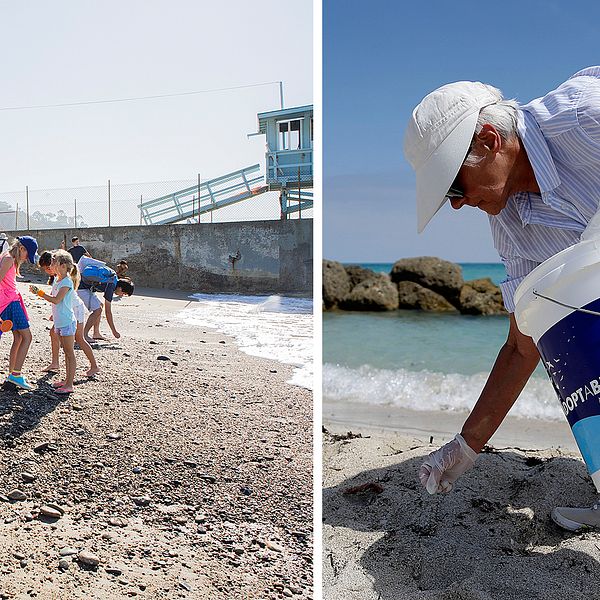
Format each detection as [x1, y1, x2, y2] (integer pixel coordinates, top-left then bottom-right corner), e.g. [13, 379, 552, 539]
[475, 124, 501, 153]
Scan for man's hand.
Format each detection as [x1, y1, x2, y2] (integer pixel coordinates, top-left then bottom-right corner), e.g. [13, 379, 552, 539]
[419, 434, 478, 494]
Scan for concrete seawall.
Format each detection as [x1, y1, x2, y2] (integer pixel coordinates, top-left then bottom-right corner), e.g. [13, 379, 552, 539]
[10, 220, 313, 295]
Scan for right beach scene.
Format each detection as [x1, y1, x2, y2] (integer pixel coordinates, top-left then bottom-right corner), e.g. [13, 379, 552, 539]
[322, 2, 600, 599]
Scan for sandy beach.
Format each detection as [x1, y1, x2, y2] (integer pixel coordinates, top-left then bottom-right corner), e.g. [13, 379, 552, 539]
[0, 277, 313, 599]
[323, 401, 600, 600]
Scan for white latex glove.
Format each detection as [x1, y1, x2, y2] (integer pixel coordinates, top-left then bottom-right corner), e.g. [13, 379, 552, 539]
[419, 434, 478, 494]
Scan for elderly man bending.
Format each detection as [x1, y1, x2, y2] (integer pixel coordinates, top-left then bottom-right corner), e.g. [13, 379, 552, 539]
[404, 66, 600, 531]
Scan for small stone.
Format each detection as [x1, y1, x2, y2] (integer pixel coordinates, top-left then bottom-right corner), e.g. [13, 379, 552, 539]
[78, 550, 100, 567]
[58, 559, 70, 571]
[13, 552, 26, 560]
[183, 460, 197, 468]
[7, 489, 27, 501]
[59, 547, 78, 557]
[19, 559, 28, 568]
[107, 433, 121, 441]
[101, 532, 116, 541]
[199, 474, 216, 484]
[33, 442, 50, 453]
[132, 495, 151, 507]
[197, 527, 207, 534]
[174, 516, 187, 525]
[168, 549, 178, 557]
[132, 466, 142, 474]
[157, 355, 170, 361]
[265, 541, 284, 553]
[71, 404, 82, 411]
[40, 505, 62, 519]
[108, 516, 128, 527]
[179, 581, 192, 592]
[282, 588, 293, 598]
[21, 472, 36, 483]
[105, 566, 123, 576]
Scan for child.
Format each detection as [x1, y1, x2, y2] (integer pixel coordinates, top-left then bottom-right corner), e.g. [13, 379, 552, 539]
[115, 260, 129, 278]
[37, 251, 100, 377]
[30, 250, 78, 394]
[0, 236, 38, 390]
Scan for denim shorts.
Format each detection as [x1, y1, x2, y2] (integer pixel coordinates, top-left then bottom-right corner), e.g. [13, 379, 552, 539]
[1, 300, 29, 331]
[55, 320, 77, 337]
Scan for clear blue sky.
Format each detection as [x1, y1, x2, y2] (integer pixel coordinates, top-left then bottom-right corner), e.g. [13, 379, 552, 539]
[0, 1, 312, 191]
[323, 0, 600, 263]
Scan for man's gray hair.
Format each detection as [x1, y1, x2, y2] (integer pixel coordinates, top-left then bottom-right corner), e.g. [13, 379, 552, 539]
[464, 84, 520, 166]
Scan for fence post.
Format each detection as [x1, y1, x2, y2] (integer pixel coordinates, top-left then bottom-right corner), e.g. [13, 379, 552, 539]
[140, 194, 143, 226]
[15, 203, 18, 230]
[108, 179, 111, 227]
[74, 198, 77, 228]
[26, 186, 30, 230]
[197, 174, 201, 224]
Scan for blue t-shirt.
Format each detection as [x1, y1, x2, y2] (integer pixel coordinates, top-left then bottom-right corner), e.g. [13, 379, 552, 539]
[51, 276, 75, 328]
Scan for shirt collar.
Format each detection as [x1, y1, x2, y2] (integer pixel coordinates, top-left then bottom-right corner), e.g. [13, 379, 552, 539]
[517, 108, 561, 196]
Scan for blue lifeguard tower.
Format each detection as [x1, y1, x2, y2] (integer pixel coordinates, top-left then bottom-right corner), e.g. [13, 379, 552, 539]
[254, 104, 313, 218]
[138, 104, 313, 224]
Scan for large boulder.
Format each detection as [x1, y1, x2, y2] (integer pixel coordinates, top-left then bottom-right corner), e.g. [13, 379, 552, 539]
[459, 278, 507, 315]
[323, 260, 351, 309]
[390, 257, 464, 305]
[397, 281, 459, 312]
[344, 265, 379, 288]
[339, 274, 399, 311]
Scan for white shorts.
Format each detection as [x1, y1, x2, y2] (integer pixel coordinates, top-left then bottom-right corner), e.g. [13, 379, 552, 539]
[77, 289, 102, 312]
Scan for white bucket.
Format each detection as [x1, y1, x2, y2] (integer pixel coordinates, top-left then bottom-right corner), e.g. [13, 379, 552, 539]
[514, 238, 600, 491]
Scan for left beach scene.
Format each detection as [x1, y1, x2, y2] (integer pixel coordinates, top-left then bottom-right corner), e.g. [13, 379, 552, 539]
[0, 2, 313, 599]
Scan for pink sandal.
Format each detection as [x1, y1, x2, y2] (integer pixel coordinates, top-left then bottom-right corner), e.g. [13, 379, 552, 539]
[54, 387, 73, 395]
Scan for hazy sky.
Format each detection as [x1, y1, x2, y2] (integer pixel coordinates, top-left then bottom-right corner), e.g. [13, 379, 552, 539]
[323, 0, 600, 263]
[0, 1, 312, 191]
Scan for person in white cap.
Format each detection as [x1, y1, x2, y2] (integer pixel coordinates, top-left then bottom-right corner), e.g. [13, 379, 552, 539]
[404, 66, 600, 531]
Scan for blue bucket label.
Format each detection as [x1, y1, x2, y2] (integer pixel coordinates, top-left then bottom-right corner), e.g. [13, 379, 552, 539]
[537, 297, 600, 473]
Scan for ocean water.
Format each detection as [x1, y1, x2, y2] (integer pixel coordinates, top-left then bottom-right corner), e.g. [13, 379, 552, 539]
[323, 262, 563, 421]
[178, 294, 313, 390]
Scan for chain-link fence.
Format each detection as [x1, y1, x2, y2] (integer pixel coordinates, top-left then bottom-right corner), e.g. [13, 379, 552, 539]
[0, 177, 313, 232]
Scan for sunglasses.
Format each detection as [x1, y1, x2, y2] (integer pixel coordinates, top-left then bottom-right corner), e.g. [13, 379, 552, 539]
[445, 185, 464, 200]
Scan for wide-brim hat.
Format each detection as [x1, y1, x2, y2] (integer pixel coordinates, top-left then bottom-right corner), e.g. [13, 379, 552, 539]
[403, 81, 499, 233]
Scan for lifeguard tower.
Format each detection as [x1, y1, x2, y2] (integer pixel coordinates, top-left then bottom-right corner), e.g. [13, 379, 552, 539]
[254, 104, 313, 218]
[138, 104, 313, 224]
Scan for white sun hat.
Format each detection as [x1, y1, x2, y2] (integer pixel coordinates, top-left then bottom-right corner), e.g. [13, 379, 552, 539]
[403, 81, 498, 233]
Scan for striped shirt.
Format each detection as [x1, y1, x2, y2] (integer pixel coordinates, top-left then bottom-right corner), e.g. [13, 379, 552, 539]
[490, 66, 600, 312]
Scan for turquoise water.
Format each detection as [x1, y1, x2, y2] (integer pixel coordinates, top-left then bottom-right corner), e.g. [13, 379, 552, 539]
[323, 262, 562, 421]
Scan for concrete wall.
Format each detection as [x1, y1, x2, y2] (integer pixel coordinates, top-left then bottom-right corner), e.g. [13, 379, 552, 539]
[10, 220, 313, 295]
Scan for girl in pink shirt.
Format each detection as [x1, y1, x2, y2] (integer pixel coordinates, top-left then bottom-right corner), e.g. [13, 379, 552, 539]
[0, 236, 38, 390]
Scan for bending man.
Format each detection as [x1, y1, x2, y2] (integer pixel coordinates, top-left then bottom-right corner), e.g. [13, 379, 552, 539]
[404, 66, 600, 530]
[77, 256, 134, 341]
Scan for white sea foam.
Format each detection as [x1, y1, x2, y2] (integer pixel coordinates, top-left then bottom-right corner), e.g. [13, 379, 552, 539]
[178, 294, 313, 390]
[323, 363, 564, 421]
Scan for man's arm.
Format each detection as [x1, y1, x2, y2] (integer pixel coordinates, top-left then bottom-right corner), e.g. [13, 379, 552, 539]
[461, 313, 540, 452]
[103, 300, 120, 338]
